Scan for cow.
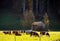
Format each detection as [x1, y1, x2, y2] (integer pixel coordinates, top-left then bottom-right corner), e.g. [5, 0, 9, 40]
[40, 32, 45, 35]
[13, 31, 21, 36]
[14, 32, 21, 36]
[21, 30, 25, 33]
[40, 31, 50, 37]
[45, 32, 50, 37]
[30, 31, 39, 37]
[3, 31, 11, 34]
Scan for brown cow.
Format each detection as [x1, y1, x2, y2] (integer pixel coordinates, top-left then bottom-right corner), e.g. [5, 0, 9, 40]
[30, 31, 39, 37]
[46, 32, 50, 37]
[13, 31, 21, 36]
[40, 32, 50, 37]
[40, 32, 45, 35]
[3, 31, 11, 34]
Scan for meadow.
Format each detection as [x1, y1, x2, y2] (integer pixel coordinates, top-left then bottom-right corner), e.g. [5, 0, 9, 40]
[0, 31, 60, 41]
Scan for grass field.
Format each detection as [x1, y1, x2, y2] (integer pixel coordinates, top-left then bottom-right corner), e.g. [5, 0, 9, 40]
[0, 31, 60, 41]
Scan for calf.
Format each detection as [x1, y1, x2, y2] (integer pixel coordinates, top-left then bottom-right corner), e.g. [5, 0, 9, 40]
[30, 31, 39, 37]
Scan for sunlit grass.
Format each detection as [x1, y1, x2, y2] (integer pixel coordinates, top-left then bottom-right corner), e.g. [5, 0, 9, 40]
[0, 31, 60, 41]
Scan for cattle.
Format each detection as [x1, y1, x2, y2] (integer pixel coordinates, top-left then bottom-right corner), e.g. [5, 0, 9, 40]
[13, 31, 16, 34]
[3, 31, 11, 34]
[14, 32, 21, 36]
[13, 31, 21, 36]
[20, 30, 25, 33]
[40, 32, 50, 37]
[45, 32, 50, 37]
[30, 31, 39, 37]
[40, 32, 45, 35]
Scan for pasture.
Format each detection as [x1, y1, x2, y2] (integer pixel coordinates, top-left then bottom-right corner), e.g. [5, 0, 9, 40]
[0, 31, 60, 41]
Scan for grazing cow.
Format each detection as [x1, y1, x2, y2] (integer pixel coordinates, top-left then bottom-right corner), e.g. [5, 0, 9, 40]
[3, 31, 11, 34]
[13, 31, 16, 34]
[40, 32, 45, 35]
[30, 31, 39, 37]
[45, 32, 50, 37]
[14, 32, 21, 36]
[20, 30, 25, 33]
[13, 31, 21, 36]
[40, 32, 50, 37]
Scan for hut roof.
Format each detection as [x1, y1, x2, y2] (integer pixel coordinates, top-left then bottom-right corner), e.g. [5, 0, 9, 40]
[32, 21, 45, 28]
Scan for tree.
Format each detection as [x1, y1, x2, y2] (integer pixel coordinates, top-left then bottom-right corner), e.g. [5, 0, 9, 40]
[21, 0, 35, 30]
[21, 10, 35, 29]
